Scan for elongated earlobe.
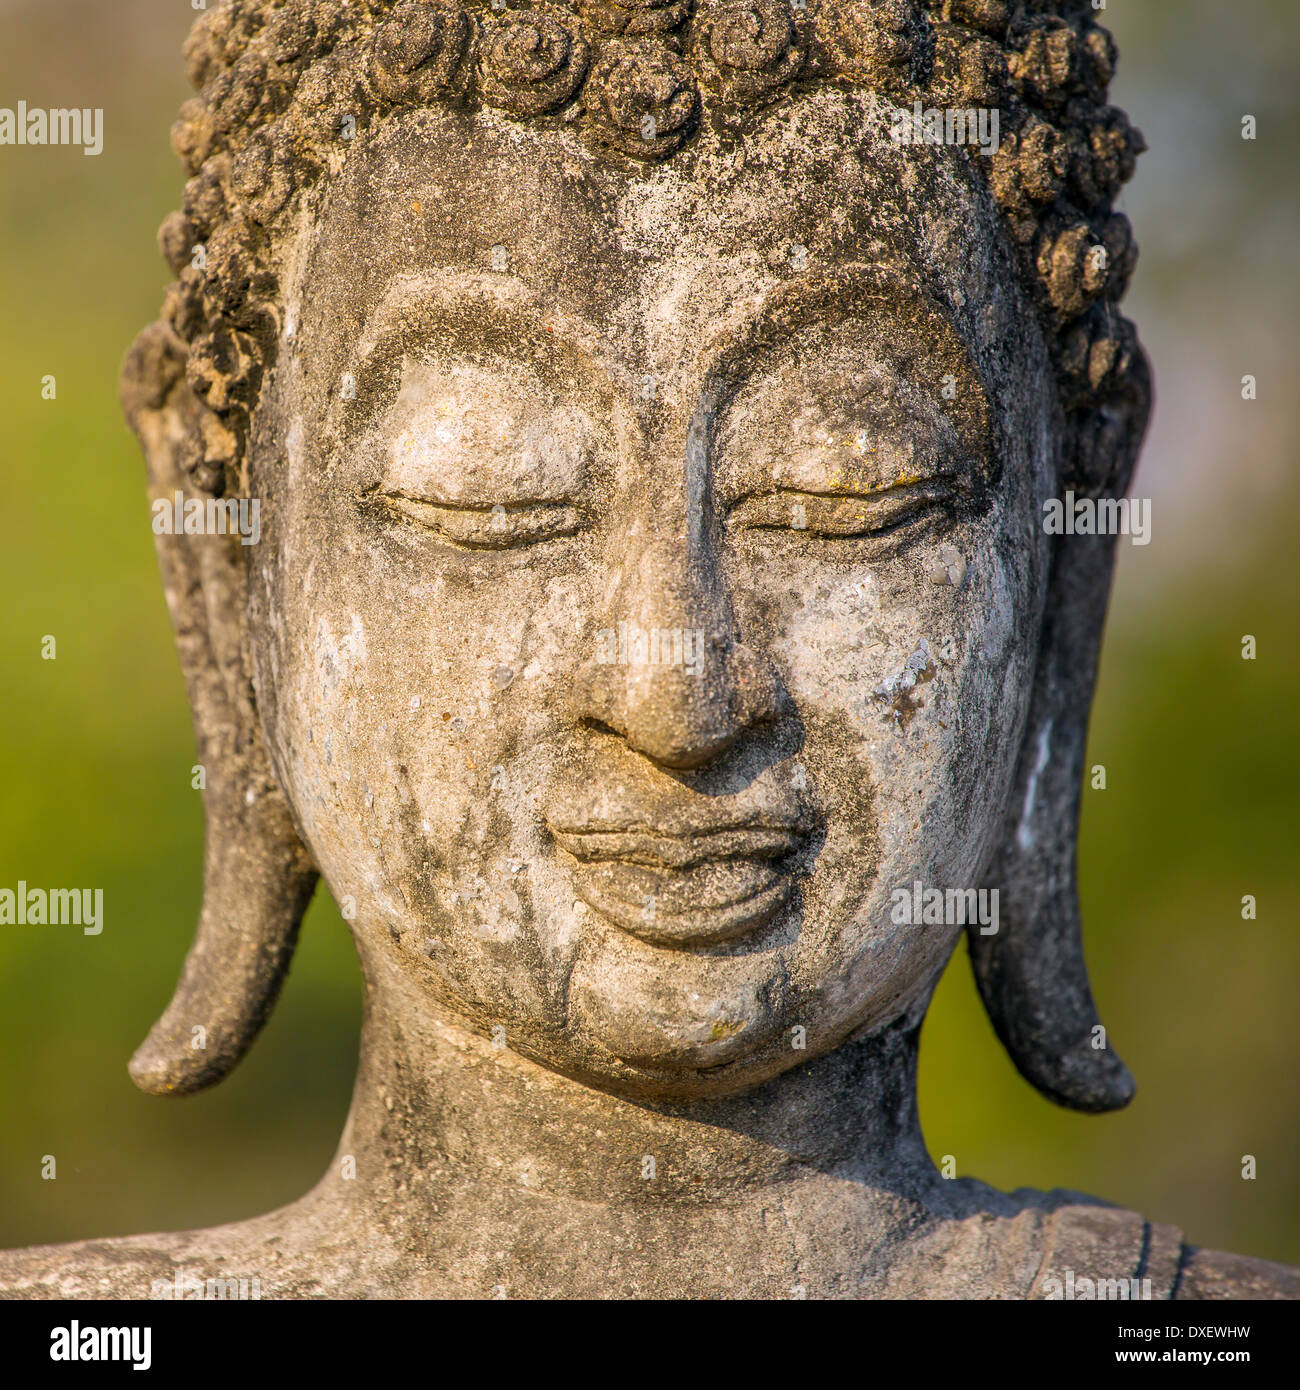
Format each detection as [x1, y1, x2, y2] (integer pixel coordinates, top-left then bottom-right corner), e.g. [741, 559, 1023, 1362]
[971, 362, 1151, 1114]
[970, 528, 1135, 1112]
[121, 322, 317, 1096]
[128, 797, 317, 1096]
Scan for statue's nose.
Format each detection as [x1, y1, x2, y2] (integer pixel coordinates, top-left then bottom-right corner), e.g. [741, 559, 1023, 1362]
[571, 529, 780, 770]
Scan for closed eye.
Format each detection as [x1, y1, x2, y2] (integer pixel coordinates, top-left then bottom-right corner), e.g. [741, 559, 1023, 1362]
[728, 480, 957, 553]
[379, 491, 584, 549]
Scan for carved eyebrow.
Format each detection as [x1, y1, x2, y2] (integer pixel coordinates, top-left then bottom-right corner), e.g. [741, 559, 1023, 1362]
[324, 270, 619, 448]
[350, 270, 612, 378]
[697, 263, 994, 450]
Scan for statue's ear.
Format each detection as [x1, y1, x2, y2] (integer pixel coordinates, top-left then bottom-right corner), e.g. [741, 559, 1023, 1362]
[968, 344, 1152, 1114]
[120, 322, 318, 1097]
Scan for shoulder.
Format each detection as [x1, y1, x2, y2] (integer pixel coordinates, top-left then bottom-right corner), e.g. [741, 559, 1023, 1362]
[0, 1231, 216, 1300]
[1173, 1245, 1300, 1300]
[0, 1206, 348, 1300]
[932, 1186, 1299, 1301]
[884, 1182, 1296, 1300]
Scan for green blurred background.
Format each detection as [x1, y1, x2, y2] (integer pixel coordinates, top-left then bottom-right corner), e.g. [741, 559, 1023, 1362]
[0, 1, 1296, 1264]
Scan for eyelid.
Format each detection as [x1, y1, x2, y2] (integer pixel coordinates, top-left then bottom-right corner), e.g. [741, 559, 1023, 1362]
[378, 491, 585, 549]
[728, 479, 958, 536]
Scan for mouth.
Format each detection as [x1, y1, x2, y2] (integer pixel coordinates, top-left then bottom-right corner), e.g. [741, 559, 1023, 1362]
[548, 819, 807, 948]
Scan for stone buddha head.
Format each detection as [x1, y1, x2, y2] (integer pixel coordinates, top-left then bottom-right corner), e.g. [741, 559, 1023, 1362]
[121, 0, 1150, 1115]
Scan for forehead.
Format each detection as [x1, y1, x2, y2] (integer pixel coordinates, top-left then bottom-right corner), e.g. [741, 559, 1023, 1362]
[295, 90, 1031, 366]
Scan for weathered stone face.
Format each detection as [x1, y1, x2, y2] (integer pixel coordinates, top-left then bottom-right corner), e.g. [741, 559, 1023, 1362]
[5, 3, 1298, 1305]
[247, 90, 1055, 1099]
[2, 0, 1296, 1305]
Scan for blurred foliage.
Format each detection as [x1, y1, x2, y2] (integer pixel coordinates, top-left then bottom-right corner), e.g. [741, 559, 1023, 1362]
[0, 0, 1295, 1263]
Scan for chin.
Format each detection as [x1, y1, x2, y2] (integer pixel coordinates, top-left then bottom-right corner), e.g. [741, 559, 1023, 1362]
[568, 927, 792, 1080]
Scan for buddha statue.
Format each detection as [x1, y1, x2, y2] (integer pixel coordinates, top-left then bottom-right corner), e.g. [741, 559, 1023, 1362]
[2, 0, 1293, 1298]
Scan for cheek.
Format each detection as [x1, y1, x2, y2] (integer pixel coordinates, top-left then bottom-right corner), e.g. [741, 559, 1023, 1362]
[255, 526, 604, 1033]
[723, 520, 1039, 1035]
[262, 521, 597, 910]
[734, 514, 1040, 883]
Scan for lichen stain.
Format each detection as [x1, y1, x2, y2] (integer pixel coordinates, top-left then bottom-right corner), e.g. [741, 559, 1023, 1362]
[871, 640, 937, 728]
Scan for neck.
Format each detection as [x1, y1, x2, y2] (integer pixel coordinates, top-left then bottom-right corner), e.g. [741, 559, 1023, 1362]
[318, 949, 947, 1223]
